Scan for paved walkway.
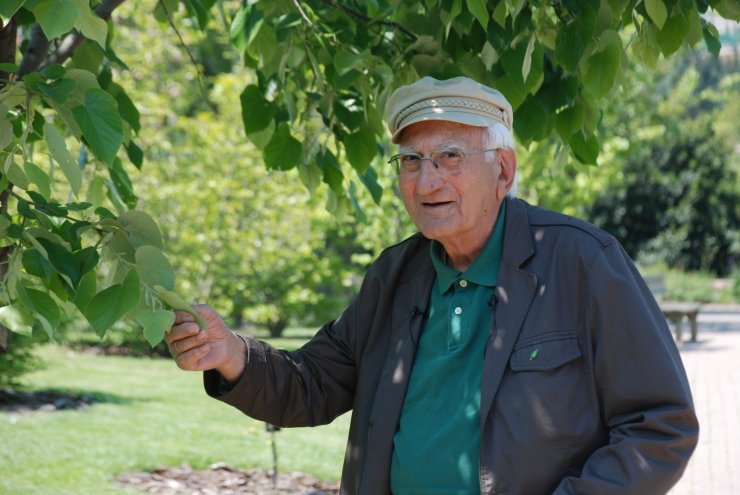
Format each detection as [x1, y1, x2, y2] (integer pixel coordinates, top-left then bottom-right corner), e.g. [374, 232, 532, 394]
[669, 305, 740, 495]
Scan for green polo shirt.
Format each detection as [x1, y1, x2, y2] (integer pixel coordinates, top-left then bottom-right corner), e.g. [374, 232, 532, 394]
[390, 204, 506, 495]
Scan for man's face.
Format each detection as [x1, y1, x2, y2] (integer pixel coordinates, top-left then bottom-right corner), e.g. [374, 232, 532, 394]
[397, 120, 507, 252]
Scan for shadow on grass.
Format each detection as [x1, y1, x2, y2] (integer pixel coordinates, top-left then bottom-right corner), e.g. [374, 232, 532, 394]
[0, 387, 133, 413]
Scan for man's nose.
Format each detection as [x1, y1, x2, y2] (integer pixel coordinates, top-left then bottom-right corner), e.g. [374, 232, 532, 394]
[415, 160, 445, 194]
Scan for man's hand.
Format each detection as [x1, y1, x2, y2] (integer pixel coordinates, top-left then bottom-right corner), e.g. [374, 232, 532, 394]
[165, 304, 246, 383]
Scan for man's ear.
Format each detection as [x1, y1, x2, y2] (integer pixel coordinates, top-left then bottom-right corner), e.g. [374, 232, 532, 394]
[496, 148, 517, 199]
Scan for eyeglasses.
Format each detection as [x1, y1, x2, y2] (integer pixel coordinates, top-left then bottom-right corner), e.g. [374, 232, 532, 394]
[388, 147, 497, 176]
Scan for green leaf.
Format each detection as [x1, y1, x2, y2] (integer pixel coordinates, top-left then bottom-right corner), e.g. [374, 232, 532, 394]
[183, 0, 211, 30]
[348, 181, 367, 223]
[86, 176, 106, 207]
[0, 305, 34, 336]
[72, 88, 123, 165]
[33, 0, 79, 39]
[71, 40, 104, 73]
[240, 84, 275, 134]
[44, 123, 82, 195]
[135, 245, 175, 291]
[645, 0, 668, 29]
[230, 4, 263, 54]
[125, 141, 144, 169]
[554, 103, 586, 141]
[18, 285, 61, 339]
[37, 237, 81, 288]
[153, 0, 178, 23]
[344, 126, 376, 175]
[466, 0, 489, 30]
[73, 0, 108, 47]
[360, 166, 383, 205]
[136, 308, 176, 347]
[702, 22, 721, 57]
[555, 5, 597, 72]
[0, 0, 26, 19]
[0, 63, 18, 73]
[109, 83, 141, 133]
[0, 114, 12, 152]
[513, 96, 549, 144]
[714, 0, 740, 21]
[72, 270, 96, 311]
[492, 0, 507, 27]
[583, 31, 622, 98]
[152, 285, 208, 329]
[5, 158, 30, 189]
[655, 10, 689, 56]
[83, 270, 140, 337]
[22, 248, 54, 282]
[119, 210, 163, 249]
[522, 33, 537, 83]
[317, 149, 344, 193]
[108, 158, 137, 209]
[40, 64, 66, 80]
[263, 123, 302, 171]
[74, 246, 99, 278]
[569, 131, 600, 165]
[333, 50, 365, 76]
[37, 79, 76, 104]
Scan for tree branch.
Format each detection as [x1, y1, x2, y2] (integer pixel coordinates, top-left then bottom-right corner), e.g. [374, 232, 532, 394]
[16, 24, 50, 78]
[17, 0, 128, 78]
[317, 0, 416, 40]
[0, 15, 18, 87]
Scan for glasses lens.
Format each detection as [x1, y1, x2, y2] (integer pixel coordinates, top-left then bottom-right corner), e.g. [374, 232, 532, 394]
[432, 149, 465, 173]
[398, 153, 422, 173]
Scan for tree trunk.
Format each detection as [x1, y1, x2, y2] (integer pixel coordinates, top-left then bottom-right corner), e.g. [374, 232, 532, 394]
[0, 16, 17, 353]
[268, 318, 289, 339]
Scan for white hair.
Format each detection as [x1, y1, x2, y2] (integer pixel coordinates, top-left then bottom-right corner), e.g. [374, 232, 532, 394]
[483, 123, 519, 197]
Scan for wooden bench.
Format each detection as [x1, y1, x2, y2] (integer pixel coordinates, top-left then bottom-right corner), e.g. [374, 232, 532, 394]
[643, 275, 702, 343]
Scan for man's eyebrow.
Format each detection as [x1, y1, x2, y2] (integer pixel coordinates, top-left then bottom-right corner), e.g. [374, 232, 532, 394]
[397, 143, 465, 154]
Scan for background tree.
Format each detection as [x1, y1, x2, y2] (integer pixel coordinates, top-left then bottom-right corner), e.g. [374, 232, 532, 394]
[587, 52, 739, 276]
[0, 0, 738, 352]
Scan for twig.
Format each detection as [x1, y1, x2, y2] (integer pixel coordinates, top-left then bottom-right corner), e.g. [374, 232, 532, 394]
[158, 0, 216, 111]
[17, 0, 127, 77]
[293, 0, 315, 27]
[317, 0, 416, 40]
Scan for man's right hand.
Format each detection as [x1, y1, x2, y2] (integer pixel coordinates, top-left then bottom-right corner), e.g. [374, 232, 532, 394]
[165, 304, 246, 383]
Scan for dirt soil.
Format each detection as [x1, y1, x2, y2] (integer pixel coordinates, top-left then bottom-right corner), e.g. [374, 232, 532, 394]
[114, 463, 340, 494]
[0, 388, 96, 412]
[1, 389, 339, 494]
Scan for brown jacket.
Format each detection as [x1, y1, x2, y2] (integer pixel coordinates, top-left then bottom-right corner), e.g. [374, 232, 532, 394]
[206, 197, 698, 494]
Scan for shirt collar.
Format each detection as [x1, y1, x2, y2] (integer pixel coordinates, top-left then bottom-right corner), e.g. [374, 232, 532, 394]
[430, 201, 507, 293]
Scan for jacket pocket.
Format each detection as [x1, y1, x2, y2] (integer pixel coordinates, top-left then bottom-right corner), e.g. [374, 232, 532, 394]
[509, 332, 582, 371]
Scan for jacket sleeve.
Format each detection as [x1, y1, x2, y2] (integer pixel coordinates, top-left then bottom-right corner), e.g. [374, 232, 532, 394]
[553, 241, 699, 495]
[203, 297, 361, 428]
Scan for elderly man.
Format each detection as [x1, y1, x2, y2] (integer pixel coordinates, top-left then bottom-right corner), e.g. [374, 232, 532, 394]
[166, 77, 698, 494]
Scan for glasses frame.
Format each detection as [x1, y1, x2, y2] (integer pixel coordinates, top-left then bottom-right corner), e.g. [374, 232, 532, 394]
[388, 147, 498, 176]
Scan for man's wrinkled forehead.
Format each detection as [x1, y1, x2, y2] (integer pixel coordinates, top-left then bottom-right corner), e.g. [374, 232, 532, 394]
[396, 120, 487, 149]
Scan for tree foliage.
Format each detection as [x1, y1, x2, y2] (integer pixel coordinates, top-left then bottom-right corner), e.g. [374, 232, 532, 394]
[587, 55, 740, 276]
[0, 0, 737, 348]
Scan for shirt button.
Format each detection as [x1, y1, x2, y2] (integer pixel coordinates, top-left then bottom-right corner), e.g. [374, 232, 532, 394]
[454, 307, 463, 315]
[459, 280, 468, 287]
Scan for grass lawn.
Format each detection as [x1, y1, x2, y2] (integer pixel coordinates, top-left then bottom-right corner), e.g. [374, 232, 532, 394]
[0, 344, 350, 495]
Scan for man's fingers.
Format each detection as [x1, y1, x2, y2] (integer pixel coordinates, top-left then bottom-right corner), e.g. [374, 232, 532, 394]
[168, 327, 207, 353]
[164, 320, 201, 346]
[173, 310, 195, 325]
[174, 344, 210, 371]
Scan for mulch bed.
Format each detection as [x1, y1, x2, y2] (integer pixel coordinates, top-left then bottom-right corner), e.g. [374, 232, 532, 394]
[0, 388, 96, 413]
[114, 463, 340, 495]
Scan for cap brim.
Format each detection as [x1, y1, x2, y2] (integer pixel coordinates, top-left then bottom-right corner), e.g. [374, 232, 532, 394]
[390, 109, 500, 143]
